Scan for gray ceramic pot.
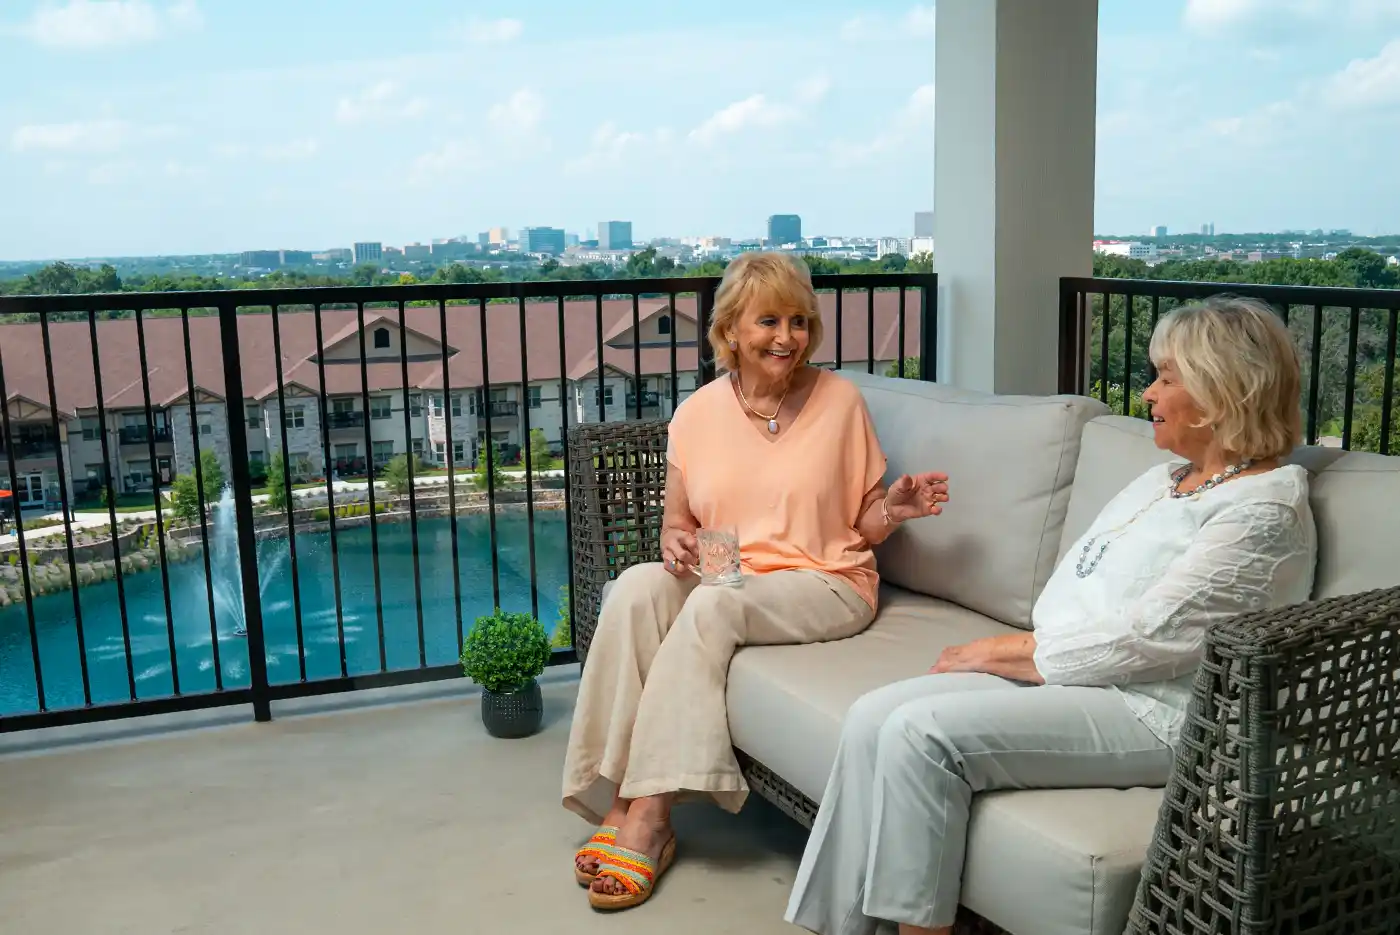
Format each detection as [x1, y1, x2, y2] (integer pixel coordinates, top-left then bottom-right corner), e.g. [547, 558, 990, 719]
[480, 678, 543, 738]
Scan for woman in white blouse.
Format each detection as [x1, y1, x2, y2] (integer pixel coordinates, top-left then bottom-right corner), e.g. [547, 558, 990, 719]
[785, 296, 1318, 935]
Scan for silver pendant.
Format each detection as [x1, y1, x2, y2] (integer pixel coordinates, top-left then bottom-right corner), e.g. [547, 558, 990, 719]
[767, 419, 779, 434]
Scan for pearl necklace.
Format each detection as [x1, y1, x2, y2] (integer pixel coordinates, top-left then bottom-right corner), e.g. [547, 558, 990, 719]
[1074, 460, 1254, 579]
[733, 373, 791, 434]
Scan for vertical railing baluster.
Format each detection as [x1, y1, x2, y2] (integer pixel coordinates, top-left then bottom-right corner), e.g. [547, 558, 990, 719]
[1307, 305, 1323, 446]
[835, 288, 844, 372]
[270, 304, 307, 682]
[86, 311, 135, 700]
[38, 310, 90, 705]
[479, 297, 501, 610]
[1380, 309, 1398, 457]
[866, 286, 875, 374]
[354, 302, 386, 671]
[396, 300, 426, 667]
[631, 294, 642, 419]
[698, 285, 716, 386]
[668, 291, 678, 407]
[180, 307, 223, 690]
[919, 278, 937, 383]
[134, 307, 178, 696]
[1098, 293, 1112, 403]
[312, 305, 348, 677]
[518, 295, 539, 622]
[1122, 295, 1135, 415]
[1341, 307, 1361, 450]
[438, 299, 463, 654]
[217, 300, 271, 722]
[595, 295, 606, 422]
[896, 286, 907, 378]
[0, 342, 45, 711]
[557, 296, 576, 647]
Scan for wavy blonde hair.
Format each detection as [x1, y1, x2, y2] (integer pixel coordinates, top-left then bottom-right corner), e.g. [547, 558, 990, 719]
[1148, 295, 1303, 460]
[707, 252, 823, 372]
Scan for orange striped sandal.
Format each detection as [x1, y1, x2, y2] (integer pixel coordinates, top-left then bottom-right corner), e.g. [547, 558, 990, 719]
[587, 837, 677, 911]
[574, 826, 618, 886]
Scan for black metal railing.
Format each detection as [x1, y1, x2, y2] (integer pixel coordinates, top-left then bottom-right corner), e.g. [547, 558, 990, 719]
[118, 424, 173, 445]
[0, 271, 935, 732]
[1060, 277, 1400, 456]
[326, 411, 364, 430]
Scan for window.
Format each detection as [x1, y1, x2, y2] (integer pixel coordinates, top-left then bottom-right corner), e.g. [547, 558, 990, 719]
[283, 406, 305, 429]
[373, 327, 390, 349]
[372, 441, 395, 465]
[431, 395, 444, 417]
[593, 386, 615, 407]
[657, 314, 671, 335]
[451, 393, 464, 418]
[335, 444, 358, 460]
[290, 453, 312, 478]
[246, 404, 261, 429]
[370, 397, 392, 420]
[249, 450, 265, 467]
[527, 386, 542, 409]
[409, 393, 422, 418]
[412, 437, 424, 458]
[433, 441, 446, 461]
[332, 398, 354, 414]
[80, 417, 100, 441]
[199, 419, 214, 436]
[454, 441, 467, 464]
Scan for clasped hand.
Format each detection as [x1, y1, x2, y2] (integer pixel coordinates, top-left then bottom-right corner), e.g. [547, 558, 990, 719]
[661, 527, 699, 578]
[883, 471, 950, 523]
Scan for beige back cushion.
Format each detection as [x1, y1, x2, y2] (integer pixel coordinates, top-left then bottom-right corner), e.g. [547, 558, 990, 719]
[1059, 415, 1400, 599]
[844, 371, 1108, 629]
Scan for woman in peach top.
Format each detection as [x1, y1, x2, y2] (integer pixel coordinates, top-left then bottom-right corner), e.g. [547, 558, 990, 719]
[562, 251, 949, 911]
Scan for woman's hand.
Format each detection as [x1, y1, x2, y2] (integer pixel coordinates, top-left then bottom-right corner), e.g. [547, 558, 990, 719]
[929, 641, 986, 675]
[884, 472, 950, 523]
[660, 526, 699, 578]
[930, 634, 1044, 684]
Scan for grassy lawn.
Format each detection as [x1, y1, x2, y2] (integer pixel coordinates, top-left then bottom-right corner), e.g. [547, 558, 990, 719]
[72, 494, 171, 514]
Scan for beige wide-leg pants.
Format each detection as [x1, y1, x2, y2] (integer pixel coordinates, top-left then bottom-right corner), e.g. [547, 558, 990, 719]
[562, 561, 874, 824]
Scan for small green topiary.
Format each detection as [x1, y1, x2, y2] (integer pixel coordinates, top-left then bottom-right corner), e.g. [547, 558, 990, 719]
[460, 607, 551, 694]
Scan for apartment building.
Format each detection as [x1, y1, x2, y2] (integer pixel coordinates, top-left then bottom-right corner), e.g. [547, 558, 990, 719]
[0, 292, 915, 507]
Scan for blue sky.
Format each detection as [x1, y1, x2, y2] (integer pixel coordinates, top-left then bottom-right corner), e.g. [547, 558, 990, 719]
[1, 0, 1399, 260]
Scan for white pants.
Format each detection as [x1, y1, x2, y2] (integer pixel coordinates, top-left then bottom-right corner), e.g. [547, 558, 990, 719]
[785, 673, 1172, 934]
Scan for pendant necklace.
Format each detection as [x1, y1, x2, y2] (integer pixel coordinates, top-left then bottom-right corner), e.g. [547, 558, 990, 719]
[733, 373, 790, 434]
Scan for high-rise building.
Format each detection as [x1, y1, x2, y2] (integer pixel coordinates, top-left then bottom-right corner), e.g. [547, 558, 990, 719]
[767, 214, 802, 247]
[598, 221, 633, 251]
[1150, 225, 1168, 238]
[488, 227, 510, 245]
[519, 227, 566, 255]
[914, 211, 934, 237]
[352, 242, 383, 265]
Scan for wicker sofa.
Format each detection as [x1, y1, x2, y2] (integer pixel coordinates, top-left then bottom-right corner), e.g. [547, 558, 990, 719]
[566, 371, 1400, 935]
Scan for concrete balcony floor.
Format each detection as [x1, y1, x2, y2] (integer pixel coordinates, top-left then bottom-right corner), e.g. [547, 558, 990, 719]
[0, 673, 809, 935]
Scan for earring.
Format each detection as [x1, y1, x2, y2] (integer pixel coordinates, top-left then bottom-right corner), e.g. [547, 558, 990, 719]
[728, 339, 737, 350]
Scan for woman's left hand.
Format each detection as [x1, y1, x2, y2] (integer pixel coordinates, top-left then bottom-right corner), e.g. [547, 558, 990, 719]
[929, 641, 986, 674]
[884, 471, 950, 523]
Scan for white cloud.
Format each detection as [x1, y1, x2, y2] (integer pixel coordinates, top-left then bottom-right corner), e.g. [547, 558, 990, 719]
[18, 0, 201, 51]
[214, 139, 320, 161]
[828, 83, 934, 166]
[840, 15, 882, 41]
[1184, 0, 1400, 36]
[905, 4, 937, 36]
[795, 74, 831, 106]
[10, 117, 175, 153]
[456, 16, 523, 44]
[842, 5, 936, 41]
[335, 80, 428, 124]
[488, 88, 545, 133]
[689, 94, 794, 145]
[565, 121, 674, 176]
[408, 140, 482, 184]
[1325, 38, 1400, 108]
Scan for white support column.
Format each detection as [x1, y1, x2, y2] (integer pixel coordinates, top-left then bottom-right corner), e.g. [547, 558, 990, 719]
[934, 0, 1098, 395]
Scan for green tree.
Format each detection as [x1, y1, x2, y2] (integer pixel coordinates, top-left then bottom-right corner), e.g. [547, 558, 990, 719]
[379, 453, 423, 496]
[529, 428, 551, 476]
[198, 449, 224, 505]
[883, 356, 920, 379]
[169, 474, 202, 525]
[473, 446, 499, 491]
[550, 585, 573, 649]
[265, 452, 290, 513]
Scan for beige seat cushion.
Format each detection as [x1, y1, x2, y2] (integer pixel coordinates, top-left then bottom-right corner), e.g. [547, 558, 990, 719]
[726, 585, 1166, 935]
[843, 371, 1107, 629]
[1059, 415, 1400, 599]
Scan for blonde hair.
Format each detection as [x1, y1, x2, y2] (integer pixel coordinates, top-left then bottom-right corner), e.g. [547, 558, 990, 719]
[707, 252, 823, 372]
[1148, 295, 1303, 460]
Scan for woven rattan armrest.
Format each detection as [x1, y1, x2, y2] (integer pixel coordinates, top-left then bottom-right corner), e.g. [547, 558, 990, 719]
[566, 420, 669, 661]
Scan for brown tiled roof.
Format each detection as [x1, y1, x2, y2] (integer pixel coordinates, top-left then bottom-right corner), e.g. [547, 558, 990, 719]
[0, 293, 919, 413]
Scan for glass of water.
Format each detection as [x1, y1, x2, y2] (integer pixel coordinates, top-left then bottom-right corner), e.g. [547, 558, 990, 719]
[697, 525, 743, 587]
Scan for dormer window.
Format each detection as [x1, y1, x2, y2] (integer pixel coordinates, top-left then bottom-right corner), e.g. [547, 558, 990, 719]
[657, 315, 671, 335]
[373, 327, 390, 349]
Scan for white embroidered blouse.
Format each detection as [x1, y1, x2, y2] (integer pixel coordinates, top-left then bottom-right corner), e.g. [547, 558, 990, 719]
[1032, 462, 1317, 747]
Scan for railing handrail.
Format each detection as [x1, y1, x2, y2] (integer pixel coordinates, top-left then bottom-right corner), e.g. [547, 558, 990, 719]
[0, 271, 938, 315]
[1062, 276, 1400, 310]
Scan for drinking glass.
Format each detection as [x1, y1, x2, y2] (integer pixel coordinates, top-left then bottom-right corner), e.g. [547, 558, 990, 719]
[696, 525, 743, 587]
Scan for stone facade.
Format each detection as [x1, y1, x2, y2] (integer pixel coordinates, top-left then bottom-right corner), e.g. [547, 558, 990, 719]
[171, 401, 232, 481]
[262, 395, 325, 479]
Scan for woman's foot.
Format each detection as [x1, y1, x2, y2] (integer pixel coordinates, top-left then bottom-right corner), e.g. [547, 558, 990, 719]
[590, 794, 674, 897]
[576, 801, 631, 879]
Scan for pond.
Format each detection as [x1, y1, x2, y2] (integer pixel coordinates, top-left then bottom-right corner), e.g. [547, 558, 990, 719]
[0, 510, 571, 716]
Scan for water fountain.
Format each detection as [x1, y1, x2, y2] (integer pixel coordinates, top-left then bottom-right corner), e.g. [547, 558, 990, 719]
[210, 486, 288, 638]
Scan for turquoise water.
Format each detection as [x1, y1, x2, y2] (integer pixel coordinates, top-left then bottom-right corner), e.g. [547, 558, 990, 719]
[0, 510, 570, 716]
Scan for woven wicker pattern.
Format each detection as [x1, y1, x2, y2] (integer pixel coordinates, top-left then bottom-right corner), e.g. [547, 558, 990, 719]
[1127, 585, 1400, 935]
[567, 420, 669, 662]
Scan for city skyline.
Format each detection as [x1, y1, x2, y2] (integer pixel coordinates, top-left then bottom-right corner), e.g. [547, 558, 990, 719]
[2, 0, 1400, 260]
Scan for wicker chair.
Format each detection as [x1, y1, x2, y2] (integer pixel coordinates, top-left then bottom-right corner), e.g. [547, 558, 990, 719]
[566, 420, 1400, 935]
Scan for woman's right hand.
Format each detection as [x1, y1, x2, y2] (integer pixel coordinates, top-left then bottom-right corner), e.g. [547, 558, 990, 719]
[661, 527, 699, 577]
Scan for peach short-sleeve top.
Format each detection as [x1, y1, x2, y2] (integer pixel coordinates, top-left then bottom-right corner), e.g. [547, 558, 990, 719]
[666, 368, 888, 609]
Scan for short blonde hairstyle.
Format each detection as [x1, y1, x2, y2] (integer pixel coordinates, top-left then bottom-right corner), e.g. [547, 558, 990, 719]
[1148, 295, 1303, 460]
[708, 252, 824, 372]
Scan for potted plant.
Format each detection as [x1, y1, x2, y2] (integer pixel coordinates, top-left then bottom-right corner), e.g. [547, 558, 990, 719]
[460, 607, 551, 738]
